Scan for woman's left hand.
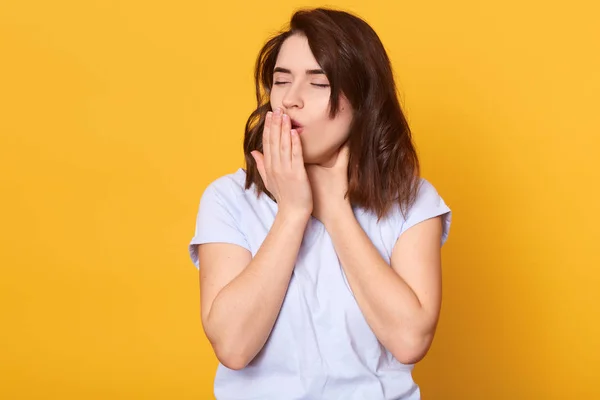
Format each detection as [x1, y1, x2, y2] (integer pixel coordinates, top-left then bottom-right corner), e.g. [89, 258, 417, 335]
[306, 143, 352, 226]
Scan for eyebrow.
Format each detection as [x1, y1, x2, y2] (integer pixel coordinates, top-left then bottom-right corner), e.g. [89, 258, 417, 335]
[273, 67, 326, 75]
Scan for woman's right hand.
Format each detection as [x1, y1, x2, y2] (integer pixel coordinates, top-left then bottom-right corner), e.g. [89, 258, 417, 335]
[251, 108, 313, 219]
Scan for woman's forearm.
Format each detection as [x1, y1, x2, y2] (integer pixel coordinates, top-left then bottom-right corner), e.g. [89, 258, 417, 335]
[205, 211, 309, 370]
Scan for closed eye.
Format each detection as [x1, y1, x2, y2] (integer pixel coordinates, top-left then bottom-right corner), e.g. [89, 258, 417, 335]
[273, 81, 330, 88]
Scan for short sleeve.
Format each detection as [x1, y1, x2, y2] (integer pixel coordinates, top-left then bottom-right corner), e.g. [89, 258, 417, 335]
[397, 178, 452, 246]
[188, 181, 251, 270]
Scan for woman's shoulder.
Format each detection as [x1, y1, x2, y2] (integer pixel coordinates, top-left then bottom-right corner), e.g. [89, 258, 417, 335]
[412, 177, 448, 210]
[360, 176, 451, 245]
[373, 177, 447, 219]
[202, 168, 249, 200]
[397, 176, 452, 244]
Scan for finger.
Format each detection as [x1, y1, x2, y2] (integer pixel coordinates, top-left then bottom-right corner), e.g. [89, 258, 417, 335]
[291, 129, 305, 171]
[263, 111, 272, 173]
[270, 108, 282, 170]
[251, 151, 268, 187]
[281, 113, 292, 169]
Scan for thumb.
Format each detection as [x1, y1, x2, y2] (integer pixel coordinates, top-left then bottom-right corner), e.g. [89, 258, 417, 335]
[251, 151, 268, 186]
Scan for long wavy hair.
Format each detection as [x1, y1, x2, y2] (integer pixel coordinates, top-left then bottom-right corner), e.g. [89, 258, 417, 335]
[243, 7, 421, 221]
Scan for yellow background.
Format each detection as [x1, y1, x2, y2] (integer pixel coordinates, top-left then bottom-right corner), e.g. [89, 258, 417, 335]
[1, 0, 598, 398]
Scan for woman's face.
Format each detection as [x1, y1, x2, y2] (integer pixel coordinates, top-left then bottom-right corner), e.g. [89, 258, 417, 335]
[269, 34, 353, 166]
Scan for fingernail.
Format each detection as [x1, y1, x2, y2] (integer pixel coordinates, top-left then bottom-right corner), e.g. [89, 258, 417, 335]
[282, 114, 289, 122]
[274, 108, 281, 116]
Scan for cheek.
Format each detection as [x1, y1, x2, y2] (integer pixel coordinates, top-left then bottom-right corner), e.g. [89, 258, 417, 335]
[332, 108, 353, 135]
[314, 105, 352, 136]
[269, 92, 283, 110]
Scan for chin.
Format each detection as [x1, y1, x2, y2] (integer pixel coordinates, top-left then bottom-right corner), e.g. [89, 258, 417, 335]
[300, 149, 316, 164]
[302, 157, 317, 165]
[302, 151, 323, 165]
[303, 154, 330, 167]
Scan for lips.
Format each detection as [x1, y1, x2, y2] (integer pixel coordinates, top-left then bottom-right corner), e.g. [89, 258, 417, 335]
[290, 118, 304, 134]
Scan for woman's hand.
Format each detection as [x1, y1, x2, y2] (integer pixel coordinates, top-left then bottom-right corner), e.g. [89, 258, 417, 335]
[251, 108, 313, 219]
[306, 143, 352, 226]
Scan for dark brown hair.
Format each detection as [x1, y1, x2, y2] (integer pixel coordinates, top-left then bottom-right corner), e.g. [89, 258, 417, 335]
[243, 7, 420, 221]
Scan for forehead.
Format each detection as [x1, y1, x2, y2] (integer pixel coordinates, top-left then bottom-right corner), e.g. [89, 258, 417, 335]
[275, 34, 320, 71]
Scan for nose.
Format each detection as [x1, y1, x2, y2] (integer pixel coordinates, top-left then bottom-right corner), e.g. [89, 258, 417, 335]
[281, 83, 304, 111]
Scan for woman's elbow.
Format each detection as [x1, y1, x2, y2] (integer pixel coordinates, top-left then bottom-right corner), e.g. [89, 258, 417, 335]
[218, 353, 249, 371]
[391, 333, 435, 365]
[212, 339, 252, 371]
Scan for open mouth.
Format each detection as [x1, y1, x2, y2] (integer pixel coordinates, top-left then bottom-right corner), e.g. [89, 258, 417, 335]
[290, 119, 304, 133]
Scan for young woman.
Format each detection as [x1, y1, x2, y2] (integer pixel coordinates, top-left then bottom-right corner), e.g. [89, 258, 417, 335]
[188, 7, 452, 400]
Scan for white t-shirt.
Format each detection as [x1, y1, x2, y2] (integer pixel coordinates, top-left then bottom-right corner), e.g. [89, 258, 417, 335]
[189, 168, 452, 400]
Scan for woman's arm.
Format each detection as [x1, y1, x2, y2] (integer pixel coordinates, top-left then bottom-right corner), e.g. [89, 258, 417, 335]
[325, 203, 444, 365]
[198, 210, 309, 370]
